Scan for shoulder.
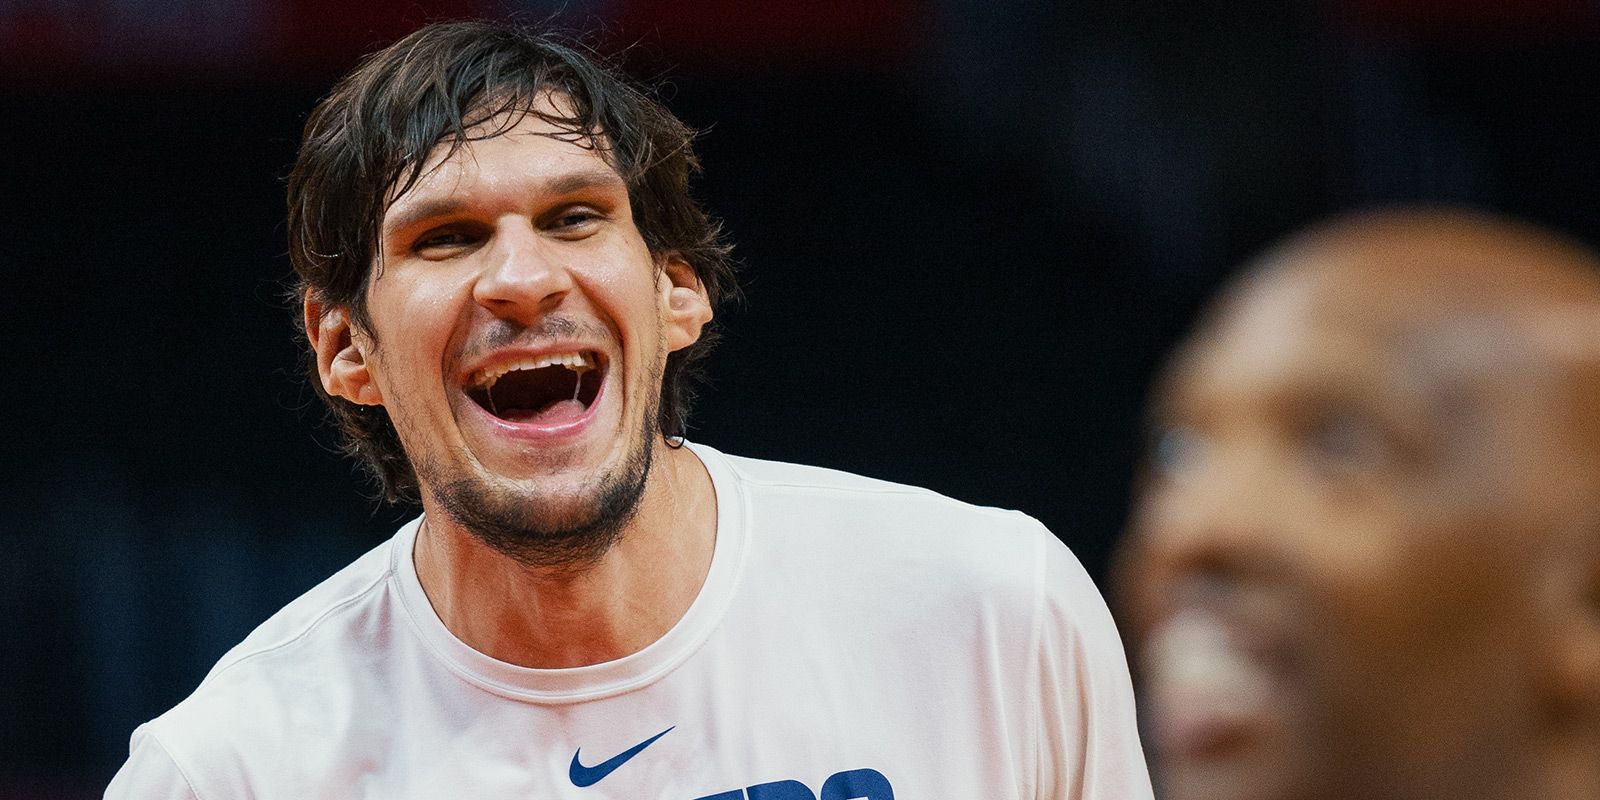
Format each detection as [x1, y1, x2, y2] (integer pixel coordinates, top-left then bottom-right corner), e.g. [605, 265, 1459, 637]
[197, 532, 398, 685]
[127, 530, 406, 790]
[700, 444, 1067, 609]
[714, 444, 1045, 534]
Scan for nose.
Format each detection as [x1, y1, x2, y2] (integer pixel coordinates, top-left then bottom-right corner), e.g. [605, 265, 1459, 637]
[471, 220, 574, 323]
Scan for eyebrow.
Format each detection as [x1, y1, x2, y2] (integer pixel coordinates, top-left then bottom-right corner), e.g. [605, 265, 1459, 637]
[381, 167, 627, 239]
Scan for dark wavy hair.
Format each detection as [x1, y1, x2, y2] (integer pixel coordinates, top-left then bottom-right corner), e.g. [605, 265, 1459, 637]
[287, 20, 736, 503]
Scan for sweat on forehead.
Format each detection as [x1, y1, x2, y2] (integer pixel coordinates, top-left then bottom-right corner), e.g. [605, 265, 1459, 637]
[379, 97, 619, 231]
[382, 93, 617, 213]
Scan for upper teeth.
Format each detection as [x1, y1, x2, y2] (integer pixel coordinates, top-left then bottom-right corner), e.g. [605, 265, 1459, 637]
[472, 352, 594, 388]
[1145, 610, 1272, 722]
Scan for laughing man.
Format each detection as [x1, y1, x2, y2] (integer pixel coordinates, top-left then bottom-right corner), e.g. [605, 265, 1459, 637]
[105, 21, 1150, 800]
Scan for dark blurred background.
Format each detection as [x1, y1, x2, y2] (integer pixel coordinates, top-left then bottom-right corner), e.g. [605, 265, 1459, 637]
[3, 0, 1599, 794]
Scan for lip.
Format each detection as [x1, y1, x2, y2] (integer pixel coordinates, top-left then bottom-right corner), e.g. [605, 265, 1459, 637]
[455, 343, 610, 441]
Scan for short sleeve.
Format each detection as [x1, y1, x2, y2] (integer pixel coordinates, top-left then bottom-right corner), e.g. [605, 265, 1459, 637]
[1032, 531, 1153, 800]
[104, 726, 201, 800]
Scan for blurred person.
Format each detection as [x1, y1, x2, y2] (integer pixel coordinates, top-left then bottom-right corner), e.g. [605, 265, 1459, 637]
[104, 20, 1150, 800]
[1119, 208, 1600, 800]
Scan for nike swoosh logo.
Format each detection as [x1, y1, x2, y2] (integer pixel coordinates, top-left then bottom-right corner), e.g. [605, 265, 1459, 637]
[568, 726, 675, 787]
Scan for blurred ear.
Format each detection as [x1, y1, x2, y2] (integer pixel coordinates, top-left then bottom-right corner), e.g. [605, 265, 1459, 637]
[1544, 526, 1600, 717]
[660, 255, 712, 353]
[304, 297, 384, 406]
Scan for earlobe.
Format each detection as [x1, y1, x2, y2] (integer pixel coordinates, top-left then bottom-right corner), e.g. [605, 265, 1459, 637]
[660, 256, 713, 352]
[304, 297, 384, 406]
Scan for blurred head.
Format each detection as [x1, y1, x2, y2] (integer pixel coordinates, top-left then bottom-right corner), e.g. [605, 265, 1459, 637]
[1120, 208, 1600, 800]
[287, 20, 735, 503]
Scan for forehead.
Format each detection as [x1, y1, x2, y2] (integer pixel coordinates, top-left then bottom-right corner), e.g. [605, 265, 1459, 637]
[1166, 265, 1544, 429]
[381, 101, 625, 232]
[1176, 271, 1413, 394]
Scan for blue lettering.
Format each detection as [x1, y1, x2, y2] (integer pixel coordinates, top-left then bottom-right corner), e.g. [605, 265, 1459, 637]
[820, 768, 895, 800]
[693, 768, 894, 800]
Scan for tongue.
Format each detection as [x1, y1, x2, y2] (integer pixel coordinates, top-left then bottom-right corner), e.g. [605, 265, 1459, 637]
[501, 399, 587, 425]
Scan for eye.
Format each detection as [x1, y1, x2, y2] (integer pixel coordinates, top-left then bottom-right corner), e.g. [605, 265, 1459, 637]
[545, 205, 605, 237]
[1299, 409, 1392, 475]
[1149, 423, 1209, 481]
[412, 228, 480, 258]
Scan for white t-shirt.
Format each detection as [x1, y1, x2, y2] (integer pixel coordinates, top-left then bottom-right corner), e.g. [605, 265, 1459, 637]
[106, 443, 1151, 799]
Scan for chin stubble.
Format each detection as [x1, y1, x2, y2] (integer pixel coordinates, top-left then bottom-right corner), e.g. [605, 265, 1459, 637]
[429, 419, 656, 570]
[404, 318, 670, 571]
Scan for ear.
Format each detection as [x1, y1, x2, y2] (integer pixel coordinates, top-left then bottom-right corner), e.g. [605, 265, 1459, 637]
[659, 255, 713, 353]
[304, 296, 384, 406]
[1543, 527, 1600, 717]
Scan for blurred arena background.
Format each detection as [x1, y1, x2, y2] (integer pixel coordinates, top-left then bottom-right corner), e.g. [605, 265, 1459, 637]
[3, 0, 1599, 795]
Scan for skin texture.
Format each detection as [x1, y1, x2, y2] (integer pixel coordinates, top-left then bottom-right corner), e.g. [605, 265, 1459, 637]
[1119, 209, 1600, 800]
[305, 102, 719, 669]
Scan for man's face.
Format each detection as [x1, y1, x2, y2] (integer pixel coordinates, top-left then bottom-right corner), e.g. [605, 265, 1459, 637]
[1120, 266, 1584, 800]
[314, 104, 709, 564]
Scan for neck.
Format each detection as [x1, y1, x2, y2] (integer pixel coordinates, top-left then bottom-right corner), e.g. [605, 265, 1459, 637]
[411, 440, 717, 668]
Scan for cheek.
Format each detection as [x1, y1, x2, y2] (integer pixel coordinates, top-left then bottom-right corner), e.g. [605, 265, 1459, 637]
[364, 277, 470, 397]
[591, 266, 672, 348]
[1332, 496, 1525, 633]
[1302, 525, 1545, 787]
[1305, 513, 1537, 717]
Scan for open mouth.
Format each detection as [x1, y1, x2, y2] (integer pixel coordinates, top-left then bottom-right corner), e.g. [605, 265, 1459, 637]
[1144, 608, 1280, 758]
[465, 351, 604, 425]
